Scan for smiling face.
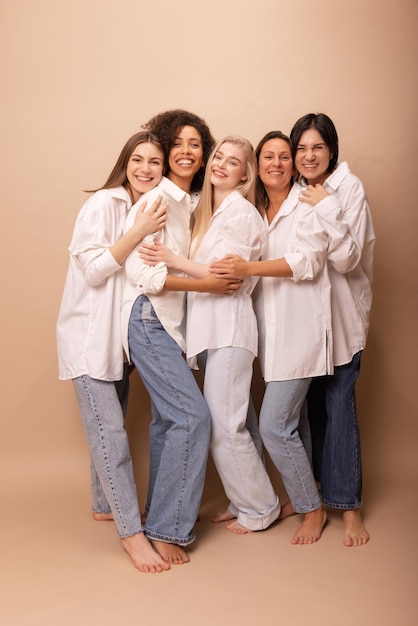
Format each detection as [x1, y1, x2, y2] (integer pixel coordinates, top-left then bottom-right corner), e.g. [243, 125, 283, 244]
[210, 142, 248, 193]
[126, 142, 164, 202]
[167, 125, 204, 191]
[258, 138, 293, 194]
[294, 128, 332, 185]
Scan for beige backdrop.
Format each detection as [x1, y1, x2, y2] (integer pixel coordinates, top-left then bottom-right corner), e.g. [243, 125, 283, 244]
[1, 1, 417, 625]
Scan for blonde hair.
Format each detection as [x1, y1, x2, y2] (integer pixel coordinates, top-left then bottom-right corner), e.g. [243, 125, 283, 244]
[191, 135, 257, 256]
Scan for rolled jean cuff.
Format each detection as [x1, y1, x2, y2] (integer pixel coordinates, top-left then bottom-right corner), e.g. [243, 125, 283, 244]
[235, 496, 281, 531]
[144, 529, 196, 546]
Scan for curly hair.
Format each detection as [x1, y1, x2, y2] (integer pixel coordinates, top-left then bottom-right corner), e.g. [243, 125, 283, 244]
[142, 109, 215, 192]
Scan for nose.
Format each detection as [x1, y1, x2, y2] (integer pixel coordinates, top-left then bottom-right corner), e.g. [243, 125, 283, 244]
[305, 149, 315, 161]
[141, 161, 151, 173]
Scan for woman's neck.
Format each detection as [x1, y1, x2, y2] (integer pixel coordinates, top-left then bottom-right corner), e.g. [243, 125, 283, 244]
[265, 185, 291, 223]
[212, 186, 235, 213]
[168, 172, 192, 193]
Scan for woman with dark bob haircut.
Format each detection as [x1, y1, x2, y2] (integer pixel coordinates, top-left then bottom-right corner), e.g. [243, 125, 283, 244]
[290, 112, 376, 547]
[142, 109, 215, 192]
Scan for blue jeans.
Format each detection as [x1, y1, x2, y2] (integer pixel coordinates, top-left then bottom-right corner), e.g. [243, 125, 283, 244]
[307, 351, 363, 509]
[259, 378, 321, 514]
[88, 368, 130, 516]
[73, 369, 142, 538]
[128, 295, 211, 545]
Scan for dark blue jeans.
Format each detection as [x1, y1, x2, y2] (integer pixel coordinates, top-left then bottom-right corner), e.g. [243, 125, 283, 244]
[307, 351, 363, 510]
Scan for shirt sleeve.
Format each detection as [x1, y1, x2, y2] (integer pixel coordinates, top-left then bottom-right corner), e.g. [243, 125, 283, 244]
[284, 208, 328, 282]
[69, 193, 123, 287]
[123, 189, 168, 294]
[312, 182, 367, 273]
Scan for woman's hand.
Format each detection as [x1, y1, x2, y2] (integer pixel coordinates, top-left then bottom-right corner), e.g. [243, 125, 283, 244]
[201, 274, 242, 295]
[209, 255, 249, 279]
[299, 184, 329, 207]
[132, 196, 167, 237]
[139, 241, 178, 268]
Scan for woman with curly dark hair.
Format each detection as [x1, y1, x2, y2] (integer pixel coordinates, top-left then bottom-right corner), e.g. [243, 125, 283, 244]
[121, 110, 238, 565]
[142, 109, 214, 192]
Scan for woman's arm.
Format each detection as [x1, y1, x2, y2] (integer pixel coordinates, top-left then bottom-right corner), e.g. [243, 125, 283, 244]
[71, 193, 166, 287]
[110, 196, 166, 265]
[139, 241, 209, 278]
[299, 183, 361, 273]
[165, 273, 241, 294]
[209, 255, 293, 279]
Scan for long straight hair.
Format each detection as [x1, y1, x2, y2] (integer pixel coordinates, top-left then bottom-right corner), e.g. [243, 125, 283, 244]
[191, 135, 257, 256]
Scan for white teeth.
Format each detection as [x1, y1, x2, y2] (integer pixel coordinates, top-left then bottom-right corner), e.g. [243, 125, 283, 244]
[178, 160, 193, 166]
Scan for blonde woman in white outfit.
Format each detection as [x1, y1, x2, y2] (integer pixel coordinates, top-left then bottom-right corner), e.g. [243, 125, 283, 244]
[210, 131, 361, 544]
[140, 136, 281, 534]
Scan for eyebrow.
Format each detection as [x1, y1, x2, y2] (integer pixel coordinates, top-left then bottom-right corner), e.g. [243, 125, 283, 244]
[216, 149, 242, 162]
[298, 141, 327, 147]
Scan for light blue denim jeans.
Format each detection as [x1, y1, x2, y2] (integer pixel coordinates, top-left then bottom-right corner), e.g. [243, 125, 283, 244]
[88, 368, 130, 516]
[128, 295, 211, 546]
[259, 378, 321, 514]
[73, 371, 142, 538]
[307, 351, 363, 509]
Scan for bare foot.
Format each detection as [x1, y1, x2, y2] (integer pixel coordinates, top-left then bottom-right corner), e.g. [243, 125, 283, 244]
[121, 532, 170, 573]
[212, 509, 235, 523]
[343, 509, 369, 547]
[226, 520, 253, 534]
[291, 507, 327, 545]
[278, 500, 296, 520]
[93, 512, 113, 521]
[151, 540, 190, 565]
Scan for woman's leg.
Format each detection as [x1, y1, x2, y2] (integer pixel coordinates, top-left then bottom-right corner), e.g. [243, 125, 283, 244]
[90, 364, 130, 519]
[259, 379, 320, 514]
[204, 347, 280, 531]
[128, 296, 211, 547]
[316, 352, 363, 509]
[73, 374, 142, 538]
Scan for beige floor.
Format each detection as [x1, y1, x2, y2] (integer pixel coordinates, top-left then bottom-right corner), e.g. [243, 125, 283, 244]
[1, 449, 417, 626]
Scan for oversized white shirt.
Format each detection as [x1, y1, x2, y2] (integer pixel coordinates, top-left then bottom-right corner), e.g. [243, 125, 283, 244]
[186, 190, 266, 365]
[121, 177, 198, 357]
[307, 161, 375, 365]
[256, 182, 360, 382]
[57, 187, 131, 381]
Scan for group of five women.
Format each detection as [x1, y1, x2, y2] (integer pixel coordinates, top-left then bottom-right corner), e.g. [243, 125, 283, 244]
[57, 109, 375, 573]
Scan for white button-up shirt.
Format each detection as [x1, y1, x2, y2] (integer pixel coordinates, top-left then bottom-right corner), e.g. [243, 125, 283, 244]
[57, 187, 131, 381]
[308, 162, 375, 365]
[121, 177, 198, 357]
[186, 190, 266, 365]
[256, 182, 360, 382]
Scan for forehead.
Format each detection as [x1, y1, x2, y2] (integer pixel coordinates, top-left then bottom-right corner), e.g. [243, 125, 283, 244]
[261, 138, 291, 153]
[175, 125, 202, 141]
[131, 142, 164, 158]
[217, 142, 244, 158]
[298, 128, 326, 145]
